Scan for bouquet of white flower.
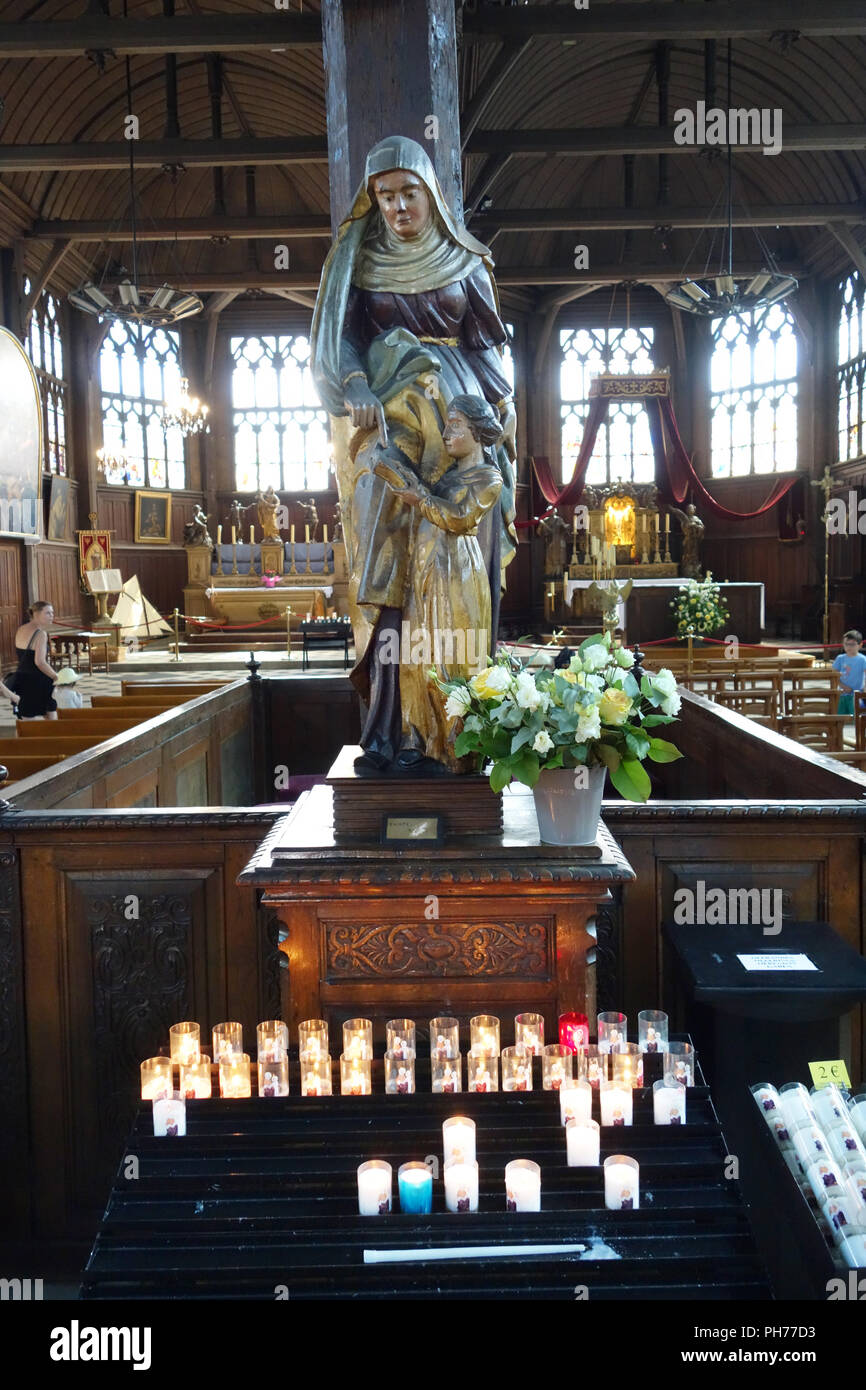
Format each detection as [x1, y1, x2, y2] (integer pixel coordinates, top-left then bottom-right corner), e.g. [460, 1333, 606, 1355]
[431, 631, 682, 802]
[670, 572, 730, 638]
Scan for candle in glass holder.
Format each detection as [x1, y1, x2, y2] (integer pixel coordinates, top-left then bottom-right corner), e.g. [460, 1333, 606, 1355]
[501, 1044, 533, 1092]
[515, 1012, 544, 1056]
[505, 1159, 541, 1212]
[153, 1093, 186, 1137]
[777, 1081, 815, 1130]
[810, 1083, 847, 1131]
[559, 1011, 589, 1053]
[663, 1042, 697, 1088]
[653, 1077, 686, 1125]
[444, 1160, 479, 1213]
[357, 1160, 392, 1215]
[470, 1015, 501, 1056]
[597, 1012, 628, 1054]
[219, 1053, 251, 1098]
[751, 1082, 781, 1117]
[386, 1018, 416, 1060]
[849, 1095, 866, 1143]
[300, 1054, 332, 1097]
[341, 1054, 372, 1096]
[611, 1043, 643, 1090]
[140, 1056, 172, 1102]
[600, 1080, 633, 1127]
[180, 1058, 212, 1100]
[566, 1118, 600, 1167]
[398, 1162, 433, 1215]
[212, 1021, 243, 1063]
[560, 1079, 593, 1126]
[169, 1021, 201, 1067]
[638, 1009, 669, 1054]
[604, 1155, 639, 1209]
[542, 1044, 573, 1091]
[385, 1051, 415, 1095]
[577, 1045, 608, 1088]
[343, 1018, 373, 1062]
[467, 1048, 498, 1093]
[432, 1055, 462, 1094]
[258, 1054, 289, 1097]
[443, 1116, 476, 1167]
[429, 1016, 460, 1060]
[256, 1019, 288, 1063]
[298, 1018, 328, 1062]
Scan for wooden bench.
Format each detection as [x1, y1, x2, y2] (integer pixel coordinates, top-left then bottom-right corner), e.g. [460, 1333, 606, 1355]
[0, 736, 106, 758]
[120, 681, 227, 698]
[784, 688, 839, 717]
[711, 689, 777, 726]
[18, 717, 144, 737]
[778, 715, 849, 752]
[90, 695, 183, 709]
[0, 754, 69, 783]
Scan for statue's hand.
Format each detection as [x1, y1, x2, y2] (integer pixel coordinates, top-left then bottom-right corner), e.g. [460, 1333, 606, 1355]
[343, 378, 388, 447]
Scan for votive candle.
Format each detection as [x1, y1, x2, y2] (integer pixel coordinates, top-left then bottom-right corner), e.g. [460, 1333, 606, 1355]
[515, 1012, 544, 1056]
[212, 1021, 243, 1063]
[340, 1054, 372, 1096]
[777, 1081, 815, 1129]
[300, 1054, 332, 1097]
[604, 1155, 639, 1210]
[577, 1045, 609, 1088]
[663, 1042, 697, 1088]
[638, 1009, 669, 1054]
[542, 1044, 573, 1091]
[180, 1057, 212, 1100]
[467, 1048, 499, 1093]
[560, 1078, 593, 1126]
[169, 1022, 201, 1067]
[219, 1053, 251, 1098]
[470, 1014, 500, 1056]
[256, 1019, 289, 1063]
[342, 1018, 373, 1062]
[398, 1162, 433, 1215]
[357, 1160, 391, 1216]
[597, 1012, 628, 1054]
[501, 1044, 533, 1092]
[566, 1118, 600, 1167]
[559, 1011, 589, 1053]
[653, 1077, 686, 1125]
[386, 1018, 416, 1060]
[140, 1056, 172, 1102]
[152, 1093, 186, 1137]
[611, 1043, 643, 1089]
[299, 1018, 328, 1062]
[429, 1016, 460, 1060]
[442, 1116, 476, 1167]
[257, 1054, 289, 1097]
[385, 1051, 415, 1095]
[505, 1159, 541, 1212]
[444, 1160, 479, 1213]
[600, 1080, 633, 1127]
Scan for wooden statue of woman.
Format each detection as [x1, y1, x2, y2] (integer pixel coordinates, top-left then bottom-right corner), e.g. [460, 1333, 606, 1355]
[311, 135, 517, 772]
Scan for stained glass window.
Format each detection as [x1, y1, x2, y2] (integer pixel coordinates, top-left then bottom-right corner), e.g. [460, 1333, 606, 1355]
[99, 320, 185, 487]
[230, 334, 330, 492]
[710, 303, 798, 476]
[838, 272, 866, 463]
[25, 281, 68, 475]
[560, 326, 655, 484]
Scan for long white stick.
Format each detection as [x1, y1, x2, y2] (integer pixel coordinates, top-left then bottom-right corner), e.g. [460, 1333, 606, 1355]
[364, 1243, 587, 1265]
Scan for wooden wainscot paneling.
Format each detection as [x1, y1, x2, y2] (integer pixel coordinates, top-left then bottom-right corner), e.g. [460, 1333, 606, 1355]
[0, 540, 25, 667]
[0, 846, 31, 1239]
[34, 542, 86, 626]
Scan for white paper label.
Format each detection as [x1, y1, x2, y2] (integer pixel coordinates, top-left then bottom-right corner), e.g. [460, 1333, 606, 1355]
[736, 953, 818, 972]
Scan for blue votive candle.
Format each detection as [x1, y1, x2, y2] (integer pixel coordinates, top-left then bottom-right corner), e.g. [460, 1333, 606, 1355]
[398, 1162, 433, 1215]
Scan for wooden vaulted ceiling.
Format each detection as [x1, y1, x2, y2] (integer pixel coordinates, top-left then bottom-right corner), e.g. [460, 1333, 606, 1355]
[1, 0, 865, 314]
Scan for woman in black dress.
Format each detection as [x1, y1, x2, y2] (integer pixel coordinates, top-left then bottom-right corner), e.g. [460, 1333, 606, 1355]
[14, 600, 59, 720]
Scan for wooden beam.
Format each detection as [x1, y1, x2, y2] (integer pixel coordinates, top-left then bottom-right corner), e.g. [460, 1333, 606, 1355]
[464, 2, 866, 42]
[826, 221, 866, 280]
[268, 288, 318, 311]
[21, 240, 69, 326]
[461, 40, 531, 148]
[27, 214, 331, 242]
[0, 14, 321, 58]
[467, 124, 866, 156]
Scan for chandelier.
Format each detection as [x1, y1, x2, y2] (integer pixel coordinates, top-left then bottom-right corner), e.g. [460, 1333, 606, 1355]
[161, 378, 210, 436]
[665, 42, 797, 319]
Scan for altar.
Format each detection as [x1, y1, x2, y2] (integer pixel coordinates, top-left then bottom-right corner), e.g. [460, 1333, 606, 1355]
[564, 578, 766, 644]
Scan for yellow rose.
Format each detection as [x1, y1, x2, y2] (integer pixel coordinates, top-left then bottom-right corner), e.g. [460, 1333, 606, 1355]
[598, 687, 632, 726]
[469, 666, 512, 700]
[558, 669, 578, 684]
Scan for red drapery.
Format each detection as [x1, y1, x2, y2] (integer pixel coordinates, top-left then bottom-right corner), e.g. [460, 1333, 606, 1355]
[529, 392, 799, 522]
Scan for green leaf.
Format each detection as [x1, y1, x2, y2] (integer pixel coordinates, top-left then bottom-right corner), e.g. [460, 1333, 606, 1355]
[624, 728, 651, 759]
[489, 760, 513, 793]
[511, 750, 541, 788]
[594, 741, 622, 772]
[641, 713, 674, 727]
[454, 729, 480, 757]
[544, 747, 564, 770]
[647, 737, 683, 763]
[609, 756, 652, 802]
[510, 726, 534, 755]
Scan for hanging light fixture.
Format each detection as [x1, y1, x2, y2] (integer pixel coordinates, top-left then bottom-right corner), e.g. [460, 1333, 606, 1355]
[69, 48, 202, 328]
[161, 377, 210, 436]
[666, 43, 797, 319]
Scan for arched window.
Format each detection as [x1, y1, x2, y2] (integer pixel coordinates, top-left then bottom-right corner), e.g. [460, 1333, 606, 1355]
[99, 320, 185, 488]
[25, 282, 68, 475]
[838, 271, 866, 462]
[710, 303, 797, 476]
[560, 326, 655, 485]
[230, 334, 330, 492]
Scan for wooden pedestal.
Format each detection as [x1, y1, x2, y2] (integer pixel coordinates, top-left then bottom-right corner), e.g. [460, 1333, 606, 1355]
[239, 782, 634, 1042]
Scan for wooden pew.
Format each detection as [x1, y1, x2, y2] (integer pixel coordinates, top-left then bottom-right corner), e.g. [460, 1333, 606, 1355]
[0, 737, 106, 758]
[121, 681, 227, 697]
[711, 689, 778, 726]
[777, 715, 848, 752]
[18, 717, 143, 737]
[0, 754, 68, 783]
[784, 689, 839, 717]
[90, 695, 182, 709]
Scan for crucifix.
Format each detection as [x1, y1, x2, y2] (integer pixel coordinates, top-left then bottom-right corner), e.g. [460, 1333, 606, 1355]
[810, 465, 834, 648]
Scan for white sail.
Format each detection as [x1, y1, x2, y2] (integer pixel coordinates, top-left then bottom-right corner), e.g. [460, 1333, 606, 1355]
[110, 575, 172, 638]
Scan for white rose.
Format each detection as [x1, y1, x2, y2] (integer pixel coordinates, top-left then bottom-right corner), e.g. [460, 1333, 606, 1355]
[580, 644, 610, 672]
[513, 670, 543, 711]
[532, 730, 554, 754]
[613, 646, 634, 668]
[651, 668, 678, 698]
[659, 690, 682, 717]
[576, 705, 601, 742]
[444, 687, 471, 719]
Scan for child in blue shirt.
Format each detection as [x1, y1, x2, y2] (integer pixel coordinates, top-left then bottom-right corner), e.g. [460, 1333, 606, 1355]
[833, 630, 866, 716]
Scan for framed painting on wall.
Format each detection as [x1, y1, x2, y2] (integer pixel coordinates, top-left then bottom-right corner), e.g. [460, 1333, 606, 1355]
[134, 490, 172, 544]
[0, 325, 43, 538]
[48, 475, 71, 541]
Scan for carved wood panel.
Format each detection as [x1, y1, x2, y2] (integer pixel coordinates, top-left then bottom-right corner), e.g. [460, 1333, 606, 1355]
[325, 919, 551, 980]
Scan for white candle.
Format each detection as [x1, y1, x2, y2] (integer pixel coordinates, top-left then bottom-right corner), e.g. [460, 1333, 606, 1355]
[231, 525, 237, 544]
[778, 1083, 815, 1131]
[169, 1022, 201, 1068]
[305, 524, 310, 543]
[444, 1160, 479, 1213]
[505, 1159, 541, 1212]
[665, 513, 670, 534]
[179, 1060, 211, 1100]
[604, 1156, 639, 1210]
[219, 1054, 251, 1098]
[653, 1079, 686, 1125]
[560, 1079, 593, 1126]
[357, 1161, 392, 1216]
[566, 1118, 600, 1167]
[600, 1083, 633, 1127]
[216, 524, 222, 546]
[442, 1116, 476, 1167]
[140, 1057, 172, 1102]
[152, 1095, 186, 1137]
[324, 524, 328, 544]
[250, 525, 255, 545]
[290, 524, 295, 543]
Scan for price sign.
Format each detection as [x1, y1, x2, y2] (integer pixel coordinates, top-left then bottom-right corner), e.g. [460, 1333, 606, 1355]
[808, 1059, 851, 1090]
